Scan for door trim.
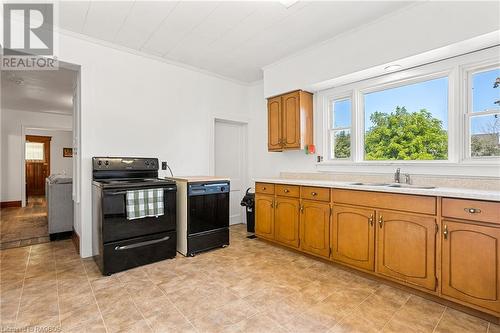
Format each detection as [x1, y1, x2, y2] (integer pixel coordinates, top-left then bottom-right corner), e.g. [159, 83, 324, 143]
[209, 115, 249, 225]
[21, 127, 71, 207]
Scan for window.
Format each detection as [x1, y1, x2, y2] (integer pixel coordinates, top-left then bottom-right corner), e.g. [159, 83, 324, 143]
[364, 77, 449, 160]
[25, 142, 44, 161]
[329, 98, 352, 159]
[468, 68, 500, 158]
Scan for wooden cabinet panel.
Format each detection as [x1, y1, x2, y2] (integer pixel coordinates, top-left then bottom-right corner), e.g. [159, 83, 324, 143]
[376, 211, 437, 291]
[332, 189, 436, 215]
[275, 184, 300, 198]
[255, 182, 275, 195]
[267, 96, 282, 151]
[282, 91, 300, 149]
[442, 198, 500, 225]
[274, 197, 300, 248]
[255, 194, 274, 240]
[266, 90, 313, 152]
[300, 201, 330, 258]
[301, 186, 330, 202]
[331, 205, 375, 271]
[442, 220, 500, 313]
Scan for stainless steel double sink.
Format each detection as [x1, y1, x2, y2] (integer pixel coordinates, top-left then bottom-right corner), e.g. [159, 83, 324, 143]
[349, 182, 436, 189]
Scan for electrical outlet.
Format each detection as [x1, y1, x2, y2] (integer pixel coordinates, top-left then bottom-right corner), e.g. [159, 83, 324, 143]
[161, 162, 167, 170]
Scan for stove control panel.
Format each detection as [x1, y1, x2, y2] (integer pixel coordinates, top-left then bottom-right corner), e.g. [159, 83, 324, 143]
[92, 157, 159, 171]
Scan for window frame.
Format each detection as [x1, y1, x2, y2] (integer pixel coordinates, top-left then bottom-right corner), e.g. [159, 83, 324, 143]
[317, 47, 500, 174]
[463, 62, 500, 161]
[25, 142, 45, 162]
[328, 93, 354, 160]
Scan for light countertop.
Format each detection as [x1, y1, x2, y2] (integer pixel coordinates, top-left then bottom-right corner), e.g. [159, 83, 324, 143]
[254, 178, 500, 202]
[166, 176, 230, 183]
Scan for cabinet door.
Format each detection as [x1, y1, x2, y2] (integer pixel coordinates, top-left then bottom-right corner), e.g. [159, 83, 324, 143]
[282, 91, 300, 149]
[267, 96, 282, 151]
[300, 201, 330, 258]
[442, 220, 500, 313]
[255, 195, 274, 240]
[332, 205, 375, 271]
[376, 211, 436, 291]
[274, 197, 300, 248]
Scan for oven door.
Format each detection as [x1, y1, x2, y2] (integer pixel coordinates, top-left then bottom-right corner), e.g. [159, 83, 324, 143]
[188, 192, 229, 235]
[101, 185, 176, 243]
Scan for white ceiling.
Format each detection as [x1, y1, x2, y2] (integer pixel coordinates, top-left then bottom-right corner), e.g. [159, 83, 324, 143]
[57, 1, 413, 83]
[1, 68, 76, 114]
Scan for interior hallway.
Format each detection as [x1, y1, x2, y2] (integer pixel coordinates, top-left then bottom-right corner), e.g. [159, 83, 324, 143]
[1, 224, 499, 333]
[0, 196, 49, 250]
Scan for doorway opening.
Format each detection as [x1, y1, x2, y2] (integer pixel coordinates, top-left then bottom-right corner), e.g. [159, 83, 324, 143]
[1, 65, 80, 250]
[213, 118, 249, 226]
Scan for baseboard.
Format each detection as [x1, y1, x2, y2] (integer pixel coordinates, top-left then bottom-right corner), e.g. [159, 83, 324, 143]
[49, 231, 73, 241]
[0, 200, 21, 208]
[72, 229, 80, 255]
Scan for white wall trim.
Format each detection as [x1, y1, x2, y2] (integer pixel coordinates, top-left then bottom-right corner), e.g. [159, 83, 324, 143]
[54, 26, 254, 87]
[20, 125, 73, 207]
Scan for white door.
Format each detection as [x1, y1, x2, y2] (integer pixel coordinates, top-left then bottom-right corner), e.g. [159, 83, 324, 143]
[214, 120, 247, 225]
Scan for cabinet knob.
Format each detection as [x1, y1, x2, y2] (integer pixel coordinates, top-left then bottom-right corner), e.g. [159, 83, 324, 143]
[443, 224, 448, 239]
[262, 187, 266, 191]
[464, 207, 481, 214]
[284, 189, 290, 193]
[378, 215, 383, 228]
[369, 214, 374, 226]
[311, 192, 317, 196]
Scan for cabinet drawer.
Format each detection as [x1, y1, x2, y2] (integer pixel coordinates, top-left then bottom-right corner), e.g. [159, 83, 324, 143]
[332, 189, 436, 215]
[255, 183, 275, 195]
[301, 186, 330, 202]
[442, 198, 500, 224]
[276, 184, 300, 197]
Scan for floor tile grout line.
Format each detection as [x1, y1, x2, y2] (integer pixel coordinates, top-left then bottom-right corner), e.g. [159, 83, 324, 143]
[379, 293, 412, 332]
[14, 244, 32, 324]
[431, 305, 447, 333]
[82, 259, 110, 333]
[53, 246, 62, 329]
[142, 267, 200, 332]
[116, 274, 154, 332]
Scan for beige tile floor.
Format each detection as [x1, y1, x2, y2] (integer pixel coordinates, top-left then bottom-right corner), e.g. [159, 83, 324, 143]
[1, 224, 498, 333]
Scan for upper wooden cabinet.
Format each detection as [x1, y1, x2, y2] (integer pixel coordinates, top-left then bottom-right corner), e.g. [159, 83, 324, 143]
[267, 90, 313, 152]
[376, 210, 437, 291]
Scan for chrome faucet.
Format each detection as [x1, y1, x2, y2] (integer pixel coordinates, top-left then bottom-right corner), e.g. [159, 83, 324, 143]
[394, 168, 401, 183]
[404, 173, 411, 185]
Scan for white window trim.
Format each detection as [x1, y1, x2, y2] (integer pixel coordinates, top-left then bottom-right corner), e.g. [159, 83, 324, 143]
[462, 61, 500, 162]
[316, 47, 500, 177]
[328, 93, 354, 160]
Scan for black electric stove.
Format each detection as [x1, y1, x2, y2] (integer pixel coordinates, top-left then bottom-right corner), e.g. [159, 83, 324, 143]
[92, 157, 177, 275]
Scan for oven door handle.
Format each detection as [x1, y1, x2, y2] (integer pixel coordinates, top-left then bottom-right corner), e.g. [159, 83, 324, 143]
[105, 187, 176, 196]
[114, 235, 170, 251]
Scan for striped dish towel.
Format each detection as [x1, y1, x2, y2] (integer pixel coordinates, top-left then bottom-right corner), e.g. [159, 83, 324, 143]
[126, 188, 164, 220]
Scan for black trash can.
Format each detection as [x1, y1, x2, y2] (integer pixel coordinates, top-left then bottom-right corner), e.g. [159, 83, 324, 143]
[240, 188, 255, 233]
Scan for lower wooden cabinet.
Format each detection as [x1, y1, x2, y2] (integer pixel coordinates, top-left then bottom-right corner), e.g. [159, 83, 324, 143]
[331, 205, 375, 271]
[300, 201, 330, 258]
[441, 220, 500, 313]
[274, 197, 300, 248]
[255, 194, 274, 240]
[376, 210, 437, 291]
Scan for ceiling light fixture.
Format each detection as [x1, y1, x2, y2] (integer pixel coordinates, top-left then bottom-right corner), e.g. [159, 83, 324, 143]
[384, 64, 402, 72]
[279, 0, 299, 8]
